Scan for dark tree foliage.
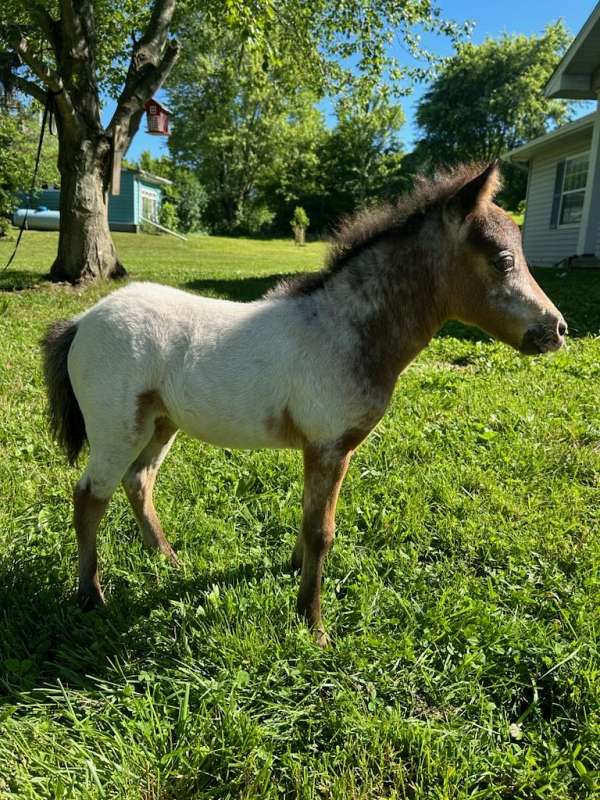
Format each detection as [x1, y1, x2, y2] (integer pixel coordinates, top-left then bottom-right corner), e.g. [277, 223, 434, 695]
[411, 22, 573, 210]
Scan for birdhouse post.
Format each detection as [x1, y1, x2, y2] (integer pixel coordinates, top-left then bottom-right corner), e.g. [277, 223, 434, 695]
[110, 125, 122, 195]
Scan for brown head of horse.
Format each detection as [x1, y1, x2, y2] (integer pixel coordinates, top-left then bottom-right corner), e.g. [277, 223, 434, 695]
[440, 162, 566, 355]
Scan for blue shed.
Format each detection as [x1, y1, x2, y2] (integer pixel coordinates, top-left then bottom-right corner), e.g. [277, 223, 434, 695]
[21, 168, 172, 233]
[108, 168, 172, 232]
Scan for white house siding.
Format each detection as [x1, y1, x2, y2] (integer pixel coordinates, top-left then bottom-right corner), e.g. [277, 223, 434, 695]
[522, 129, 593, 266]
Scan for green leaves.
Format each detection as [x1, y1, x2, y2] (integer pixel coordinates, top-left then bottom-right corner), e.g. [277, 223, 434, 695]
[413, 21, 574, 208]
[0, 102, 59, 234]
[166, 16, 326, 234]
[0, 2, 151, 95]
[166, 13, 409, 236]
[290, 206, 309, 230]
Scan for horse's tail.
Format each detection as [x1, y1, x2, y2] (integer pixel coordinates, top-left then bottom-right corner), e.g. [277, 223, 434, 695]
[41, 319, 87, 465]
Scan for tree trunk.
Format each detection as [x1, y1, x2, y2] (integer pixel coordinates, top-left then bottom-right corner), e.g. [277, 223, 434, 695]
[50, 137, 126, 283]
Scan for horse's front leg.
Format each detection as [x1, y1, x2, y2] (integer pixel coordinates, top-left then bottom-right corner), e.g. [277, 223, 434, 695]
[297, 445, 351, 646]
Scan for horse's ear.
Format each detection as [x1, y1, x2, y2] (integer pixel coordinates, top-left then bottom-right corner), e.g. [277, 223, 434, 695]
[446, 162, 501, 221]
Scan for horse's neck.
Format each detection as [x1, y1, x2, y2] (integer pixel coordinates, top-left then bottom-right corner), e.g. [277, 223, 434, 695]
[320, 243, 445, 393]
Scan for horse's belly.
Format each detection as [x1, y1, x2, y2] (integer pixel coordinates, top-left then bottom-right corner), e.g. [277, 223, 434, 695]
[173, 408, 289, 450]
[165, 369, 294, 449]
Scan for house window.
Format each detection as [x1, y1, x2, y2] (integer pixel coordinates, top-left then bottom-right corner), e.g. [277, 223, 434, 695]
[140, 188, 159, 222]
[559, 154, 589, 226]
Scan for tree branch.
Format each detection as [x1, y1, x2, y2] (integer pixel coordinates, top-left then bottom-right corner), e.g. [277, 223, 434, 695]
[62, 0, 101, 128]
[59, 0, 78, 49]
[15, 36, 61, 91]
[138, 0, 177, 57]
[107, 0, 179, 148]
[16, 37, 81, 137]
[109, 39, 180, 149]
[30, 3, 60, 55]
[13, 75, 47, 104]
[74, 0, 98, 74]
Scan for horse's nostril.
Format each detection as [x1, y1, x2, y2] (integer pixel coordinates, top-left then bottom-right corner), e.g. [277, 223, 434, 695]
[558, 321, 567, 337]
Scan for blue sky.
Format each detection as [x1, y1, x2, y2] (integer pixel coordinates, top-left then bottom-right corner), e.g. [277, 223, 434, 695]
[113, 0, 595, 162]
[401, 0, 594, 146]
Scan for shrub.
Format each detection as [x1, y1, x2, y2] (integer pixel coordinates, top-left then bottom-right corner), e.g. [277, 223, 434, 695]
[159, 200, 180, 232]
[176, 171, 208, 233]
[291, 206, 309, 229]
[290, 206, 309, 245]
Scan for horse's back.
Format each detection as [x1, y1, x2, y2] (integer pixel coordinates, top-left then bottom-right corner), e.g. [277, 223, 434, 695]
[67, 282, 298, 449]
[72, 281, 268, 354]
[78, 281, 250, 335]
[66, 281, 372, 451]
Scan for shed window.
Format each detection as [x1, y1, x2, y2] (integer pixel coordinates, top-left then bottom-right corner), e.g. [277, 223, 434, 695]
[141, 188, 159, 223]
[559, 154, 589, 225]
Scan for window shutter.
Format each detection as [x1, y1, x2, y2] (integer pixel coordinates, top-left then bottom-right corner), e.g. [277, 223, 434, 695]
[550, 160, 565, 229]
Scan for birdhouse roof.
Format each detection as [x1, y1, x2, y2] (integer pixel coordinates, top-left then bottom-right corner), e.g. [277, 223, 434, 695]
[144, 97, 171, 114]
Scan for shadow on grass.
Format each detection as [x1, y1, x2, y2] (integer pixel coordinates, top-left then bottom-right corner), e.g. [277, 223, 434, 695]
[183, 274, 292, 302]
[0, 270, 48, 292]
[0, 548, 292, 701]
[185, 267, 600, 339]
[532, 267, 600, 338]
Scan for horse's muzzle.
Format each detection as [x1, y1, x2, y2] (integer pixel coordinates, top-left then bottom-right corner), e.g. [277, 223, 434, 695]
[520, 319, 567, 355]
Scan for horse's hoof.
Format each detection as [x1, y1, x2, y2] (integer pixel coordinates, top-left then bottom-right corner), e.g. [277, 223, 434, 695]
[163, 546, 180, 568]
[290, 553, 302, 572]
[315, 628, 330, 648]
[78, 586, 106, 612]
[290, 544, 303, 572]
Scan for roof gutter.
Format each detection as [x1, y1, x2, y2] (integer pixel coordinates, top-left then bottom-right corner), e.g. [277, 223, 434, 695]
[505, 114, 595, 162]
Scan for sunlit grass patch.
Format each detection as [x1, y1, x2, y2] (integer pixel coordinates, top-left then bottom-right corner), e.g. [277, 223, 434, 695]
[0, 231, 599, 798]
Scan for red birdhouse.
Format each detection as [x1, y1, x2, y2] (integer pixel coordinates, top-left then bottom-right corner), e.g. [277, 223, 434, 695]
[144, 98, 170, 136]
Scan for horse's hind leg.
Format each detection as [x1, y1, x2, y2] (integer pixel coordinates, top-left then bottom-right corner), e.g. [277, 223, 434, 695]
[122, 417, 179, 564]
[74, 480, 109, 610]
[75, 438, 149, 610]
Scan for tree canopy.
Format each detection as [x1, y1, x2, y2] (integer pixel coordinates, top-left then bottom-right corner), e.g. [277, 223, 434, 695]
[0, 0, 469, 152]
[167, 20, 329, 233]
[0, 0, 182, 279]
[0, 1, 180, 153]
[166, 3, 447, 234]
[411, 21, 573, 207]
[316, 93, 406, 219]
[0, 0, 470, 276]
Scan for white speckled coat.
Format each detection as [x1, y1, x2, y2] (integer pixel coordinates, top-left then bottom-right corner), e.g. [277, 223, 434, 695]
[69, 279, 390, 497]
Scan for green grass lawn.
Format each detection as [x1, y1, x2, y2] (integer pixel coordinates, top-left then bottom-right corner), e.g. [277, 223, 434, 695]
[1, 231, 599, 799]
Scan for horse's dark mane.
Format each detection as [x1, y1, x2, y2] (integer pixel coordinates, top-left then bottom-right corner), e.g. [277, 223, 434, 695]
[268, 162, 497, 298]
[326, 163, 494, 271]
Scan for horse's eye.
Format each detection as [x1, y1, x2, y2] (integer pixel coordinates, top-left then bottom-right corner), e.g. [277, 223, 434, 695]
[493, 251, 514, 272]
